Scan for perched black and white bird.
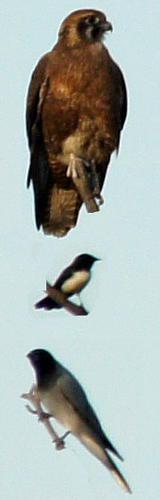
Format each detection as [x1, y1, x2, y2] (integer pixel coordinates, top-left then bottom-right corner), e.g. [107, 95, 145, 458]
[35, 253, 99, 310]
[27, 349, 131, 493]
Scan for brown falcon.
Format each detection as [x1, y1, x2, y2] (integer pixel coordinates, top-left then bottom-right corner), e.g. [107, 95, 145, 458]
[26, 9, 127, 237]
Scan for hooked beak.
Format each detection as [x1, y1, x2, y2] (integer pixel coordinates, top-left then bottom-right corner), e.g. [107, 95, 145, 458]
[101, 20, 113, 33]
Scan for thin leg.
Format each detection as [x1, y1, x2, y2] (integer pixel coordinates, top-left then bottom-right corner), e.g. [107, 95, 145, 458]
[67, 154, 103, 203]
[54, 430, 71, 450]
[22, 386, 66, 450]
[77, 293, 84, 308]
[66, 154, 90, 179]
[66, 154, 100, 213]
[37, 410, 53, 421]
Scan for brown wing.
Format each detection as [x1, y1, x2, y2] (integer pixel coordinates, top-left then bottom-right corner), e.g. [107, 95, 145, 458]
[26, 53, 82, 236]
[115, 64, 127, 152]
[26, 55, 49, 147]
[97, 60, 127, 191]
[26, 54, 54, 230]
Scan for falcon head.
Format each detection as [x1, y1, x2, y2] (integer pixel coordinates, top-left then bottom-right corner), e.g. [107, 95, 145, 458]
[58, 9, 113, 45]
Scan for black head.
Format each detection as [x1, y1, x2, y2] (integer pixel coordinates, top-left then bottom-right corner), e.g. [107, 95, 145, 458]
[27, 349, 57, 387]
[59, 9, 112, 45]
[72, 253, 100, 270]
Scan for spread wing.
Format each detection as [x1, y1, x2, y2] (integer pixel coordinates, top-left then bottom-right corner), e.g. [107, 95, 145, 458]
[58, 370, 122, 460]
[26, 54, 53, 229]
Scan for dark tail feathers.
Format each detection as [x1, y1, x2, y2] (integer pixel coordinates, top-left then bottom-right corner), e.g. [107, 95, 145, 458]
[104, 436, 123, 462]
[35, 296, 62, 310]
[27, 128, 52, 230]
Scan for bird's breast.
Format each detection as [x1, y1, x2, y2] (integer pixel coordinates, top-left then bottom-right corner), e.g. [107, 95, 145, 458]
[61, 270, 90, 295]
[42, 47, 120, 165]
[39, 385, 83, 433]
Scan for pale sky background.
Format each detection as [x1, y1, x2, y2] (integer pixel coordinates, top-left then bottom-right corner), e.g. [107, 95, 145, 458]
[1, 1, 160, 499]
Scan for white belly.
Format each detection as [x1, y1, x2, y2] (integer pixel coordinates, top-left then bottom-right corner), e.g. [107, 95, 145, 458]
[39, 385, 82, 433]
[61, 270, 90, 295]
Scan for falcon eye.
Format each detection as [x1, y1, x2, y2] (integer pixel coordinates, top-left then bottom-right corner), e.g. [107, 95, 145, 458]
[94, 17, 101, 24]
[78, 15, 105, 42]
[84, 15, 97, 25]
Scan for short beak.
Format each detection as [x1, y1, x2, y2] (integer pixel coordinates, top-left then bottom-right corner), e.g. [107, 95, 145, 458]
[101, 21, 113, 33]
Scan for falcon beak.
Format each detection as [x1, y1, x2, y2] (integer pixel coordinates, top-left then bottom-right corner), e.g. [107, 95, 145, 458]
[101, 21, 113, 33]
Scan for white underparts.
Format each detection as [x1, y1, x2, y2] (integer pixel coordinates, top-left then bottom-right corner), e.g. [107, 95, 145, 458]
[61, 270, 90, 294]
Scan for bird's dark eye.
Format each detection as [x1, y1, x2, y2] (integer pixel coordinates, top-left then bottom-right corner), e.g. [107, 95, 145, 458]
[78, 15, 103, 41]
[94, 17, 100, 24]
[84, 17, 91, 25]
[84, 15, 99, 25]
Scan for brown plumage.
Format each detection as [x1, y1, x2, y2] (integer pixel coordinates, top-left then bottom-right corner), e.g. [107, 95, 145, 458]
[26, 9, 127, 237]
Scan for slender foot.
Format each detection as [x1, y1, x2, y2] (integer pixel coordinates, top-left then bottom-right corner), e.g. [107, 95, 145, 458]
[66, 154, 79, 178]
[24, 404, 52, 421]
[38, 410, 53, 422]
[22, 386, 67, 451]
[77, 293, 84, 308]
[66, 154, 102, 213]
[53, 430, 70, 450]
[66, 154, 90, 179]
[67, 155, 103, 204]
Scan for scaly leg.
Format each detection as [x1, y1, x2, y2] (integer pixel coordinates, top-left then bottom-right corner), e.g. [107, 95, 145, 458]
[67, 154, 103, 204]
[66, 154, 101, 213]
[66, 154, 89, 179]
